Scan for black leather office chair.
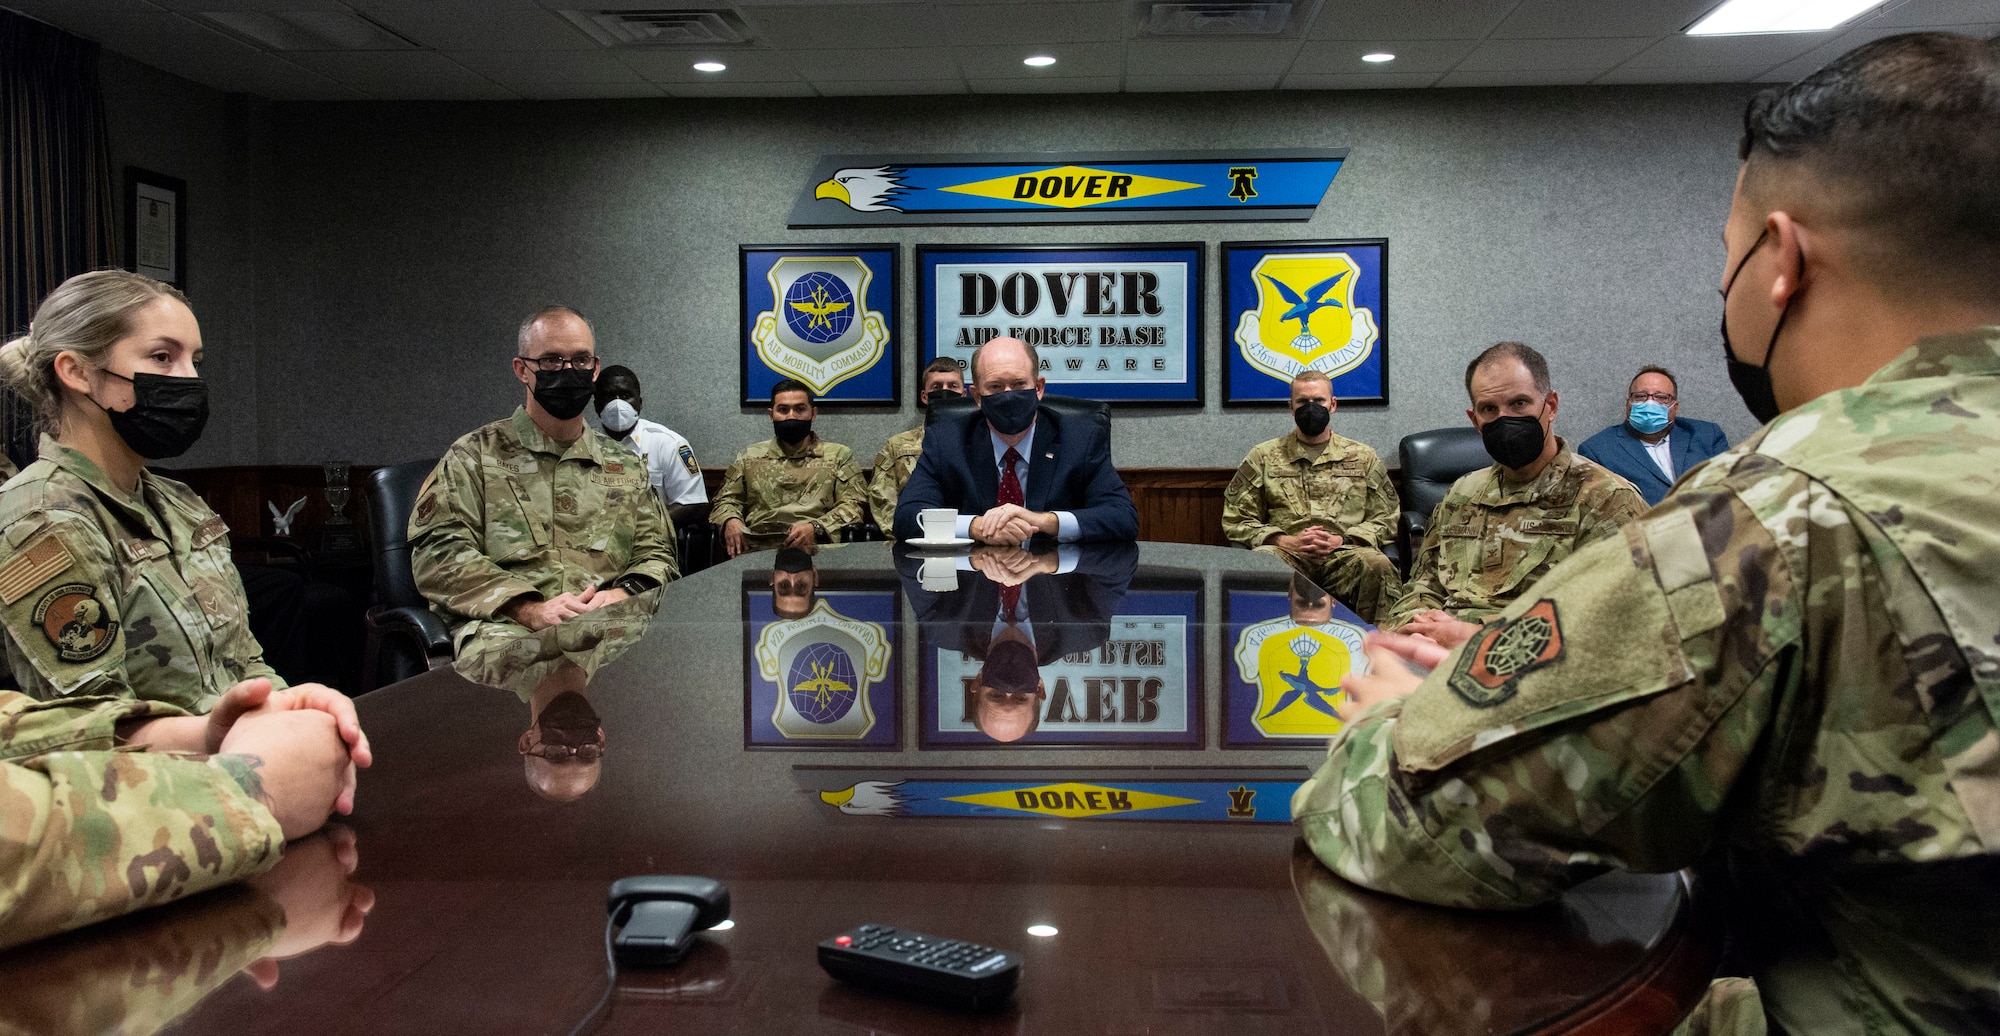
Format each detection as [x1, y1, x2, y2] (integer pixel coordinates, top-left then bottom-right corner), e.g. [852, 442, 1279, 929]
[1396, 427, 1490, 577]
[361, 458, 452, 690]
[674, 502, 714, 576]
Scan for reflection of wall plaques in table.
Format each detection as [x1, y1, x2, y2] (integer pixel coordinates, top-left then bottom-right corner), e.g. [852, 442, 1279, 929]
[743, 588, 899, 749]
[1223, 583, 1376, 748]
[920, 587, 1203, 748]
[812, 774, 1306, 824]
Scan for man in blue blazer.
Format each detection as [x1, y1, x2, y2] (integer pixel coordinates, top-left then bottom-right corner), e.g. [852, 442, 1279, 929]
[1577, 366, 1731, 506]
[893, 337, 1138, 543]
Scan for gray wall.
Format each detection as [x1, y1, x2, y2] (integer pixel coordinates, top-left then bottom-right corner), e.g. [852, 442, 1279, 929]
[98, 51, 268, 468]
[239, 84, 1765, 468]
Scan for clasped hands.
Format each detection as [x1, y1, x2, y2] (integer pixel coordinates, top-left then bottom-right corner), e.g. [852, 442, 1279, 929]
[723, 518, 818, 557]
[969, 504, 1056, 545]
[1275, 526, 1344, 558]
[503, 585, 631, 631]
[968, 544, 1060, 586]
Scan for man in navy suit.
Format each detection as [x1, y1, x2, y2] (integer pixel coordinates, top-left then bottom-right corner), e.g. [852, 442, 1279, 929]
[1577, 366, 1730, 506]
[892, 337, 1138, 543]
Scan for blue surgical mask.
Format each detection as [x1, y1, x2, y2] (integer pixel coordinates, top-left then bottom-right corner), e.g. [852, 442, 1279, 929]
[1627, 400, 1671, 435]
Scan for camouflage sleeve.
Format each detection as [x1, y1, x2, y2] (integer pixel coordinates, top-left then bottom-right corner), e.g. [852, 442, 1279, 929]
[618, 482, 678, 587]
[1349, 453, 1401, 550]
[0, 511, 136, 700]
[1221, 457, 1279, 547]
[708, 454, 748, 529]
[1293, 485, 1792, 908]
[1580, 472, 1648, 544]
[408, 446, 542, 620]
[817, 448, 868, 534]
[0, 748, 283, 951]
[205, 545, 285, 692]
[866, 446, 900, 532]
[0, 691, 190, 761]
[1381, 504, 1450, 627]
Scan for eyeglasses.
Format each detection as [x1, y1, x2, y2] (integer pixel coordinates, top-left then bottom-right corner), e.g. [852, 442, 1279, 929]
[522, 354, 598, 373]
[1628, 392, 1677, 404]
[519, 733, 603, 761]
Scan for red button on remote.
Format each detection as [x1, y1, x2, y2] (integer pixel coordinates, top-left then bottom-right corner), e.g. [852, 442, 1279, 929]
[835, 935, 852, 946]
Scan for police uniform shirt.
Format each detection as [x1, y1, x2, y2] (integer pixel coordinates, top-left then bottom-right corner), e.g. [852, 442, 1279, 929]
[616, 417, 707, 507]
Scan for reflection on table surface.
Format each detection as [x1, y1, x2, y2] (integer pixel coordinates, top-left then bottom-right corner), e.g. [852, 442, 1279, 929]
[107, 542, 1742, 1034]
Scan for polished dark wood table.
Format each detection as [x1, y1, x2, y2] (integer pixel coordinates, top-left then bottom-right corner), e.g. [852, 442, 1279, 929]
[17, 543, 1721, 1035]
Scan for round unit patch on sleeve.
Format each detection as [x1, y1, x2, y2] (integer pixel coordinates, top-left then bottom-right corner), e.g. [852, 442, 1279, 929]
[34, 583, 118, 664]
[1447, 598, 1563, 708]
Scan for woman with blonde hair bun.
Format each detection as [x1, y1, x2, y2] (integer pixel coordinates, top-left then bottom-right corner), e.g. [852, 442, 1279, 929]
[0, 270, 353, 727]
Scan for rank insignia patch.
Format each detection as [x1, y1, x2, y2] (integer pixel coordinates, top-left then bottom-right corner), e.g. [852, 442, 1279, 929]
[1448, 599, 1563, 708]
[34, 583, 117, 663]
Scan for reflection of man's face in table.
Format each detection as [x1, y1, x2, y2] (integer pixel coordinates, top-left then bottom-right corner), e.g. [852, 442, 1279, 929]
[771, 547, 820, 619]
[972, 628, 1044, 743]
[1289, 575, 1333, 625]
[520, 665, 603, 801]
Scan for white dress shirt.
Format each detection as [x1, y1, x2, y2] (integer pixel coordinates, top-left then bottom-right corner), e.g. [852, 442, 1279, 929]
[951, 420, 1082, 543]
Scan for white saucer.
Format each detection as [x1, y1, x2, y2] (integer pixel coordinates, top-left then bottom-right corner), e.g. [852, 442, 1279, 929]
[906, 535, 976, 548]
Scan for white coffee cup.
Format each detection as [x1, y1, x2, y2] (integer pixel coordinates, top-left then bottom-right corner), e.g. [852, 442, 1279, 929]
[919, 555, 957, 591]
[919, 508, 958, 541]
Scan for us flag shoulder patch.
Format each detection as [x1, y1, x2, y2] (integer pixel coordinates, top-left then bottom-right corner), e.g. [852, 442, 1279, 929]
[0, 535, 76, 605]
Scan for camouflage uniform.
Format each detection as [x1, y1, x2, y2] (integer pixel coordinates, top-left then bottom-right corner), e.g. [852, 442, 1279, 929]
[0, 690, 283, 951]
[709, 434, 866, 552]
[0, 436, 284, 713]
[867, 426, 925, 532]
[1383, 438, 1644, 628]
[410, 407, 677, 648]
[1295, 329, 2000, 1030]
[1222, 431, 1403, 624]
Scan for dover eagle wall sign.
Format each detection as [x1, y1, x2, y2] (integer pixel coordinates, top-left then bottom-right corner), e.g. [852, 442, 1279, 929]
[789, 150, 1347, 227]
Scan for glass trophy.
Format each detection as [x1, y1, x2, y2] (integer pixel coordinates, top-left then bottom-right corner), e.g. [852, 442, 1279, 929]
[321, 460, 362, 555]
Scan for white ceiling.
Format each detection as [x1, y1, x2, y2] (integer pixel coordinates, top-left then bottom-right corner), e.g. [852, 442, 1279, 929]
[8, 0, 1998, 101]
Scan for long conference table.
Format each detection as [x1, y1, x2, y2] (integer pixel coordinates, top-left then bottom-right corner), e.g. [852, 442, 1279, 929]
[0, 542, 1723, 1035]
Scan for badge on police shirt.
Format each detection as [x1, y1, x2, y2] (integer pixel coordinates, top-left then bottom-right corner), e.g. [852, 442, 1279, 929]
[33, 583, 117, 663]
[1448, 599, 1564, 708]
[678, 444, 699, 477]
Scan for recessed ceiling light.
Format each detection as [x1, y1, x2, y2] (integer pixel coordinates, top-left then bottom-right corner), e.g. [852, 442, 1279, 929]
[1686, 0, 1884, 36]
[1026, 924, 1058, 937]
[1023, 55, 1058, 68]
[692, 61, 727, 72]
[1361, 52, 1395, 63]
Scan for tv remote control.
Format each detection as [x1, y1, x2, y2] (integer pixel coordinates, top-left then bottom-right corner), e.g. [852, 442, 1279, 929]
[817, 924, 1021, 1011]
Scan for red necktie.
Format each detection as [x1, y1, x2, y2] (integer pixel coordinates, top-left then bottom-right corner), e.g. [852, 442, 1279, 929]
[998, 447, 1024, 508]
[1000, 584, 1022, 624]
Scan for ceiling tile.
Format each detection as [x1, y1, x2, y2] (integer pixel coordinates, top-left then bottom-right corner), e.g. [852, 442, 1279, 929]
[1489, 0, 1716, 39]
[935, 1, 1124, 44]
[788, 46, 962, 81]
[662, 79, 819, 97]
[514, 81, 666, 99]
[1761, 19, 2000, 81]
[1869, 0, 2000, 28]
[1290, 38, 1478, 75]
[1458, 36, 1653, 71]
[1125, 39, 1303, 77]
[363, 4, 594, 50]
[1308, 0, 1519, 40]
[617, 49, 803, 83]
[969, 75, 1121, 93]
[1126, 72, 1282, 92]
[954, 42, 1124, 78]
[446, 50, 642, 82]
[285, 50, 519, 97]
[1618, 32, 1831, 69]
[812, 78, 969, 95]
[1281, 70, 1443, 89]
[737, 3, 952, 49]
[1433, 68, 1603, 88]
[1592, 64, 1775, 84]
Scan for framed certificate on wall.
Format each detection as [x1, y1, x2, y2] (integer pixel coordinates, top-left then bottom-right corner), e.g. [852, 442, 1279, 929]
[125, 167, 186, 290]
[917, 243, 1204, 406]
[740, 245, 900, 407]
[1221, 239, 1388, 405]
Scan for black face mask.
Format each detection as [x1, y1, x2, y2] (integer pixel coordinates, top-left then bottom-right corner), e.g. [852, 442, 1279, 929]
[980, 388, 1039, 435]
[773, 418, 813, 445]
[925, 388, 963, 406]
[772, 546, 815, 574]
[1720, 227, 1788, 424]
[98, 371, 209, 460]
[532, 368, 595, 420]
[1480, 413, 1547, 471]
[1292, 401, 1330, 438]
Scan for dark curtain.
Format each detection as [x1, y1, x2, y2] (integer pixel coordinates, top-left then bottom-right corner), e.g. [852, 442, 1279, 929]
[1, 10, 117, 470]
